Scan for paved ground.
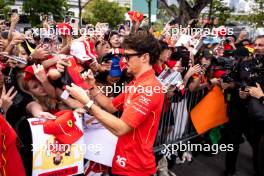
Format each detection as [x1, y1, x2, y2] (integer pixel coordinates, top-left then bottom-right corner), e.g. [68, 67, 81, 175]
[171, 142, 254, 176]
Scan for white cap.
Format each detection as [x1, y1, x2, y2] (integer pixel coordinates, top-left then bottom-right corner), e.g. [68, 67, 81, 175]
[70, 40, 97, 61]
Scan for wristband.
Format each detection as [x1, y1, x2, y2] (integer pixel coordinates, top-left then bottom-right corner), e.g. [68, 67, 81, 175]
[259, 96, 264, 105]
[84, 100, 94, 111]
[0, 107, 5, 115]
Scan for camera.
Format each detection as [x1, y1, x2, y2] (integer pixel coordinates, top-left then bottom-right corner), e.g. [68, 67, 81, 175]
[213, 57, 236, 70]
[225, 39, 230, 44]
[238, 55, 264, 90]
[124, 20, 131, 28]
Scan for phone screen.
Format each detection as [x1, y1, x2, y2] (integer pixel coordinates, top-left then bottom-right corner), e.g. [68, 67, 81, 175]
[124, 20, 131, 28]
[48, 15, 53, 22]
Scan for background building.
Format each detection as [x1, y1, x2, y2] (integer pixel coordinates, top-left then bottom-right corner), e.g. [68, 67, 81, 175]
[223, 0, 254, 13]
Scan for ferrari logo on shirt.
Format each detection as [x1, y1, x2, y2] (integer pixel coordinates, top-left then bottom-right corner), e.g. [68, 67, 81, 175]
[67, 120, 73, 127]
[138, 95, 151, 106]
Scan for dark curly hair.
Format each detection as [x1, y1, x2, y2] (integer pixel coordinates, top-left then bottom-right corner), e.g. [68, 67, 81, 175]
[122, 31, 161, 65]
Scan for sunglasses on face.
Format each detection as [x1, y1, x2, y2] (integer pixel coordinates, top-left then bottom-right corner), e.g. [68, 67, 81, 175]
[121, 52, 145, 61]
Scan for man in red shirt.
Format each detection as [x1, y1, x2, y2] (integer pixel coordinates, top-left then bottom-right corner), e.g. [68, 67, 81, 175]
[67, 31, 165, 175]
[0, 115, 26, 176]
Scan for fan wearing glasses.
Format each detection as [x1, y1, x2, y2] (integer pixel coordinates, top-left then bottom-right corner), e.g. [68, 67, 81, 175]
[67, 31, 165, 176]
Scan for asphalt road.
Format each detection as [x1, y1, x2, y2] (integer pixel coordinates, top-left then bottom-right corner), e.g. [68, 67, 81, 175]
[171, 142, 254, 176]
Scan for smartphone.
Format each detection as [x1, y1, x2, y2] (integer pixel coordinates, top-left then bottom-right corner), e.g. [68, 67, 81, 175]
[124, 20, 131, 28]
[64, 15, 70, 23]
[48, 14, 53, 22]
[10, 56, 27, 65]
[118, 24, 125, 33]
[0, 53, 27, 65]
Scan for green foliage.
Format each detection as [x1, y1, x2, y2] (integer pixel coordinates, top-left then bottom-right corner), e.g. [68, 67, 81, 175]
[247, 0, 264, 27]
[82, 0, 127, 28]
[157, 4, 178, 22]
[211, 0, 232, 25]
[23, 0, 68, 26]
[198, 0, 231, 25]
[0, 0, 15, 19]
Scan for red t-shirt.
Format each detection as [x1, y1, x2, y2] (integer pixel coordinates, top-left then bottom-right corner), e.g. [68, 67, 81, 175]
[153, 63, 166, 75]
[112, 69, 165, 176]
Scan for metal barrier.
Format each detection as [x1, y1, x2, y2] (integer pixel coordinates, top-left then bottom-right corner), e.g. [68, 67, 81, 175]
[154, 88, 208, 153]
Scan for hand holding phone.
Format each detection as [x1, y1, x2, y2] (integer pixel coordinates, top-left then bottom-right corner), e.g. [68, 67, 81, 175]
[0, 53, 27, 65]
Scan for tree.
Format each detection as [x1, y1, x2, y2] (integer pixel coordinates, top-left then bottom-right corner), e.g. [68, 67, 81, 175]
[246, 0, 264, 27]
[82, 0, 127, 28]
[206, 0, 232, 25]
[23, 0, 68, 26]
[159, 0, 213, 26]
[0, 0, 15, 19]
[230, 0, 264, 27]
[78, 0, 93, 28]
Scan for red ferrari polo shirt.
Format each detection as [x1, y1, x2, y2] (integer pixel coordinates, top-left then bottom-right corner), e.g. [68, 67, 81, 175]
[0, 115, 26, 176]
[112, 69, 165, 176]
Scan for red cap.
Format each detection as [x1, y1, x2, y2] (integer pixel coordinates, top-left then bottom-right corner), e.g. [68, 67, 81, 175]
[43, 110, 83, 144]
[71, 39, 98, 61]
[57, 23, 72, 36]
[213, 70, 226, 78]
[24, 65, 47, 81]
[128, 11, 144, 22]
[86, 40, 98, 59]
[224, 44, 233, 51]
[167, 60, 177, 69]
[24, 65, 35, 81]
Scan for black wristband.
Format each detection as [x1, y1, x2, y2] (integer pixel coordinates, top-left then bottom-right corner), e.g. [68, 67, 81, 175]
[0, 107, 5, 115]
[259, 96, 264, 105]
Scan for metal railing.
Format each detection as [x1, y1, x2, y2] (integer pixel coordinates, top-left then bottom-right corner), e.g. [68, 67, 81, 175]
[154, 88, 208, 153]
